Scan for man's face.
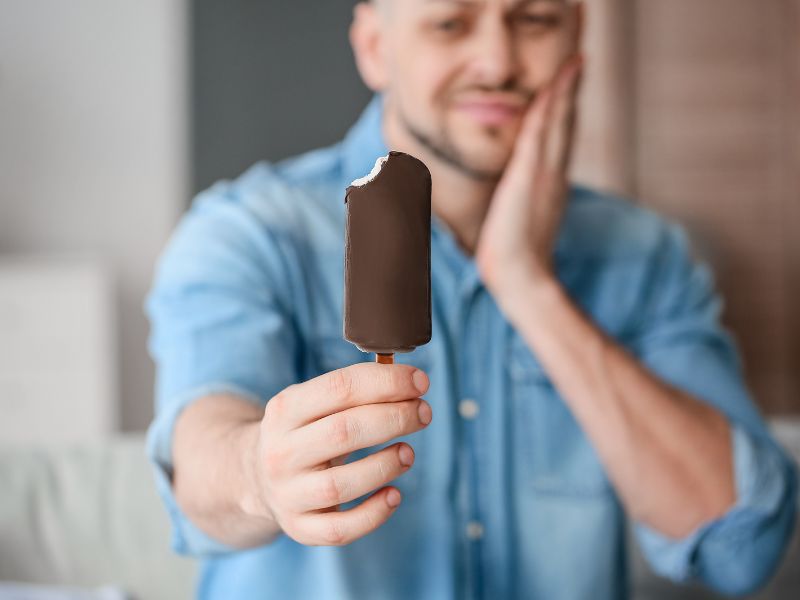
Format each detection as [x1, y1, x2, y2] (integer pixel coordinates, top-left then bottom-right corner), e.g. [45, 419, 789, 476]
[374, 0, 581, 180]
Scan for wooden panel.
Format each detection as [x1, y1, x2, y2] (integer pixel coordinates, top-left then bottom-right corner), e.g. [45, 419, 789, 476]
[785, 0, 800, 413]
[634, 0, 799, 413]
[572, 0, 636, 196]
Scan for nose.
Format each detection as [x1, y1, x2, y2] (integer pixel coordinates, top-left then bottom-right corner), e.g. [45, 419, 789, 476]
[467, 17, 519, 88]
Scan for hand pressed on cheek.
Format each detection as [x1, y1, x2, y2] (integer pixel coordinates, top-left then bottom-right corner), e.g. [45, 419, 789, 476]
[475, 54, 584, 292]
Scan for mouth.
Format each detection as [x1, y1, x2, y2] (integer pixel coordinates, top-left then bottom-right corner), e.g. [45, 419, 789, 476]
[452, 96, 527, 127]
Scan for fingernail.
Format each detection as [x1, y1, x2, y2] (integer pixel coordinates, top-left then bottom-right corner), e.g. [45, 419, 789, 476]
[418, 400, 432, 425]
[412, 369, 429, 394]
[386, 488, 402, 508]
[398, 444, 414, 467]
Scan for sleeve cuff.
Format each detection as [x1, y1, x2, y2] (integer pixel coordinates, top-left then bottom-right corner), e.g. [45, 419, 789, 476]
[145, 383, 265, 557]
[634, 423, 789, 582]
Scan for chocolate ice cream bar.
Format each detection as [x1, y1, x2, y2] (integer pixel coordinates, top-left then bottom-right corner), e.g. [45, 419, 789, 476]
[343, 151, 432, 363]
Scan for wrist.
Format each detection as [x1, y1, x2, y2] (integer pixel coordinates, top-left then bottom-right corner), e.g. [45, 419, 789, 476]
[481, 250, 553, 293]
[237, 419, 276, 523]
[495, 264, 565, 320]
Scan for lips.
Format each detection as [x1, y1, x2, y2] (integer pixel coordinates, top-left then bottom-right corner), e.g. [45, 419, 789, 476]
[453, 99, 525, 126]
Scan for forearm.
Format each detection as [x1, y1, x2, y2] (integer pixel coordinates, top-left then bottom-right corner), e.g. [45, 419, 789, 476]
[499, 275, 735, 537]
[172, 394, 281, 548]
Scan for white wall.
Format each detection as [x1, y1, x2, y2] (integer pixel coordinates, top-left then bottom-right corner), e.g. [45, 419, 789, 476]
[0, 0, 189, 430]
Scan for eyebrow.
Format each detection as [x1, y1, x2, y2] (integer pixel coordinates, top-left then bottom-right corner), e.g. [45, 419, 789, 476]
[424, 0, 565, 5]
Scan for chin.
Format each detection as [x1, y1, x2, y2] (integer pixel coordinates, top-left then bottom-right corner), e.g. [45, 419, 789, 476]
[453, 119, 519, 158]
[454, 135, 515, 176]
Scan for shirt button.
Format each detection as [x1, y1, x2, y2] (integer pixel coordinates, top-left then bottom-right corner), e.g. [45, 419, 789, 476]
[458, 398, 480, 420]
[466, 521, 484, 540]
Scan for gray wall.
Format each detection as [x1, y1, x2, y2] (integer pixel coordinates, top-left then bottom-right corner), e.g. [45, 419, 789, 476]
[0, 0, 189, 432]
[192, 0, 371, 193]
[0, 0, 371, 432]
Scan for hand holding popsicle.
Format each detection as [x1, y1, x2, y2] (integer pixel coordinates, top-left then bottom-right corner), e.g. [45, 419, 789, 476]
[241, 362, 431, 546]
[232, 149, 436, 549]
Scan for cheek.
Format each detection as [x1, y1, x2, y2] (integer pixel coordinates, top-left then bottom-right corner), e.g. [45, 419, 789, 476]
[397, 28, 470, 98]
[395, 50, 461, 110]
[519, 36, 574, 87]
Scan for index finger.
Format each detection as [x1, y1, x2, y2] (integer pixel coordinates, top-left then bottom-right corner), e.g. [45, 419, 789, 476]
[543, 53, 583, 173]
[275, 363, 429, 431]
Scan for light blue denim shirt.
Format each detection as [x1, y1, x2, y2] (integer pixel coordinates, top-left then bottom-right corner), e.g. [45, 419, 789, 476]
[146, 94, 797, 599]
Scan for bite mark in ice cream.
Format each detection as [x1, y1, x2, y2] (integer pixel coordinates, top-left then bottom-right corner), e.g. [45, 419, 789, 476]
[350, 154, 389, 187]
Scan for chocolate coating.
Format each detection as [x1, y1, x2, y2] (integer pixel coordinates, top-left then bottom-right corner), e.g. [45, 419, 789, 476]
[343, 151, 432, 354]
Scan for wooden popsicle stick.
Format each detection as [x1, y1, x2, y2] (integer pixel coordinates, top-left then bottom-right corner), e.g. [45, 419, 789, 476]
[376, 353, 394, 364]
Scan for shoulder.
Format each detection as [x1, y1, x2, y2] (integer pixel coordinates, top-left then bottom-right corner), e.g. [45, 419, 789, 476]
[193, 141, 345, 233]
[560, 185, 686, 265]
[558, 186, 711, 337]
[153, 143, 347, 291]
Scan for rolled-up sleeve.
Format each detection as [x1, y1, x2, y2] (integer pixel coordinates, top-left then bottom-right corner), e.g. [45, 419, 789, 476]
[629, 223, 798, 595]
[145, 188, 300, 558]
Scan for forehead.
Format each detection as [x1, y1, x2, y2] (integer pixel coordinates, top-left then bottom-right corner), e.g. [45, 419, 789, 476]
[414, 0, 567, 7]
[379, 0, 571, 23]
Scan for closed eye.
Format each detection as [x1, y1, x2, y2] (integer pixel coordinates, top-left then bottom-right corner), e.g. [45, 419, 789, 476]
[514, 13, 563, 29]
[433, 18, 468, 34]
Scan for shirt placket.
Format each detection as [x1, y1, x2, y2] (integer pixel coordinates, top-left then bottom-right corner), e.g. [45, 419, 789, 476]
[455, 269, 487, 600]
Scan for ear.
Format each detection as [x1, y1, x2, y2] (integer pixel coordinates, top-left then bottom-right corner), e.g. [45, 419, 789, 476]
[349, 2, 389, 92]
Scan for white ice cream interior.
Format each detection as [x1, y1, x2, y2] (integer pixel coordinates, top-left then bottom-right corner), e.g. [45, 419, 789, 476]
[350, 154, 389, 187]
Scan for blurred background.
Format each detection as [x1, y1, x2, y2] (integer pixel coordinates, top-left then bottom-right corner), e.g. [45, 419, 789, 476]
[0, 0, 797, 598]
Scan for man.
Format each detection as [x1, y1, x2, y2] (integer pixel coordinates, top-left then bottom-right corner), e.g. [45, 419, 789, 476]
[146, 1, 797, 598]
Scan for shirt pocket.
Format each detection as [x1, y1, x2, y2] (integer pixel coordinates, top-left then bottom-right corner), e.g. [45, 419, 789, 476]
[309, 336, 430, 500]
[508, 335, 613, 498]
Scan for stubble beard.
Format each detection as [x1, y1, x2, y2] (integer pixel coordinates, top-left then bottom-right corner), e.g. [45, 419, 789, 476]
[396, 103, 506, 183]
